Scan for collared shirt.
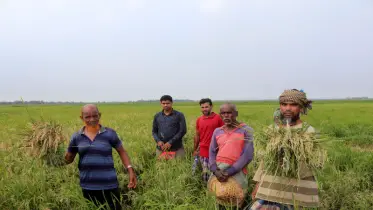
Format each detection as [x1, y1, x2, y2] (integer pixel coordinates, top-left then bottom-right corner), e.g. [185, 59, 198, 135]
[152, 109, 187, 151]
[67, 125, 122, 190]
[196, 112, 224, 158]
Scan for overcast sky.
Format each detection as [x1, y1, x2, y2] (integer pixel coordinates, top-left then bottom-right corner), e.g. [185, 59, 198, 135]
[1, 0, 372, 102]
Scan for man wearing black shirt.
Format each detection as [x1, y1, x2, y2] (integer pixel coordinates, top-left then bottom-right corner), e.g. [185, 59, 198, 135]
[152, 95, 187, 158]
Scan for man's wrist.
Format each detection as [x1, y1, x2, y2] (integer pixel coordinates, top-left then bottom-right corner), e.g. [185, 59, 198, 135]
[225, 167, 236, 176]
[210, 163, 217, 172]
[125, 165, 134, 171]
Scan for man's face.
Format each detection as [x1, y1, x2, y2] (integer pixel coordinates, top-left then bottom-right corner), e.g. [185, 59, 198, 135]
[280, 102, 301, 122]
[80, 109, 101, 127]
[200, 103, 212, 116]
[161, 100, 173, 111]
[220, 105, 237, 125]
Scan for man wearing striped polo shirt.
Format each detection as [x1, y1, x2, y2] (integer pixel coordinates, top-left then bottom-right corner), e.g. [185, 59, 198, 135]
[65, 104, 137, 210]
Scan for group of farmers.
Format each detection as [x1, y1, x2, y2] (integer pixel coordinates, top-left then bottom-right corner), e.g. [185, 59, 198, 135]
[64, 89, 320, 210]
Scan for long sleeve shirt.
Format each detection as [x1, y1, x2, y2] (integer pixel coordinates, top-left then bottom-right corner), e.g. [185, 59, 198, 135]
[209, 123, 254, 176]
[152, 109, 187, 151]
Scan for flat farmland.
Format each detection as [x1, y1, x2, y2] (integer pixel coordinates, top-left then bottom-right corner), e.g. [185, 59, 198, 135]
[1, 100, 373, 210]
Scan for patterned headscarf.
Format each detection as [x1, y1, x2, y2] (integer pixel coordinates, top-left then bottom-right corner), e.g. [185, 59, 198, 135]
[278, 89, 313, 115]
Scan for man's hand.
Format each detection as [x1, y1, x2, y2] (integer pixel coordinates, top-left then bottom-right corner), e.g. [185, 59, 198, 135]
[64, 152, 76, 164]
[252, 182, 259, 200]
[214, 168, 229, 182]
[192, 150, 198, 156]
[127, 168, 137, 189]
[163, 142, 171, 151]
[157, 141, 164, 149]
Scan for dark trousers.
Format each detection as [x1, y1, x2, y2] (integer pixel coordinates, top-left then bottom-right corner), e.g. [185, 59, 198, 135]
[82, 188, 122, 210]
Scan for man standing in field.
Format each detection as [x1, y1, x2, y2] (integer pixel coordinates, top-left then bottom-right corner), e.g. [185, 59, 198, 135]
[152, 95, 187, 158]
[193, 98, 224, 183]
[250, 89, 319, 210]
[208, 103, 254, 209]
[64, 104, 137, 210]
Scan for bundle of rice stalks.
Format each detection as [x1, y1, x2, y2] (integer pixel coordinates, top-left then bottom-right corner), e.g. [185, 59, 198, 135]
[22, 119, 68, 166]
[256, 123, 328, 179]
[207, 176, 245, 207]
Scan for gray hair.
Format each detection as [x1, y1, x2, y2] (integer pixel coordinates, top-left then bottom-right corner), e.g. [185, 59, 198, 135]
[81, 104, 99, 113]
[220, 102, 237, 111]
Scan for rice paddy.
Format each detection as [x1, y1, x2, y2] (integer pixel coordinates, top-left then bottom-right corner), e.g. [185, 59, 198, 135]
[1, 100, 373, 210]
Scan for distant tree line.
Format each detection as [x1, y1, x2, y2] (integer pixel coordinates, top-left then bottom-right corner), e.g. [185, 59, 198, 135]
[0, 100, 84, 105]
[0, 97, 371, 105]
[135, 99, 195, 103]
[0, 99, 196, 105]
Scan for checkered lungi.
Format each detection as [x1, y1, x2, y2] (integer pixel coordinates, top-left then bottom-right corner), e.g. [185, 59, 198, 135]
[250, 200, 294, 210]
[192, 156, 211, 182]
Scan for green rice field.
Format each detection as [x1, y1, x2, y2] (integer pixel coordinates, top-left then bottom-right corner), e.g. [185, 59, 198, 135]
[1, 100, 373, 210]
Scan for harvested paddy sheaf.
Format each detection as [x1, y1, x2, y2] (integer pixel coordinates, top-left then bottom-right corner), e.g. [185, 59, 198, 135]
[255, 123, 328, 179]
[21, 118, 68, 166]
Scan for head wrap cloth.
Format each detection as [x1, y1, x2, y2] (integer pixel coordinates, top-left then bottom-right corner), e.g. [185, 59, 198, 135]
[278, 89, 313, 115]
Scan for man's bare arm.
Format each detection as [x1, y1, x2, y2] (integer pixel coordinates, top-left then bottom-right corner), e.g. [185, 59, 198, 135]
[116, 145, 133, 169]
[193, 131, 200, 155]
[116, 145, 137, 188]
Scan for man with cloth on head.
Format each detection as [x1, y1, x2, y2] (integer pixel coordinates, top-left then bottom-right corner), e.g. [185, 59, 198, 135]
[250, 89, 319, 210]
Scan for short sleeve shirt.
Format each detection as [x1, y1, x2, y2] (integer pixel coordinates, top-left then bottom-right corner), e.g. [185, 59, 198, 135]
[67, 126, 122, 190]
[196, 112, 224, 157]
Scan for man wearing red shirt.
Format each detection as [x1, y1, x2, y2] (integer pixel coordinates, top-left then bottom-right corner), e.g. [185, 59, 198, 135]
[193, 98, 224, 183]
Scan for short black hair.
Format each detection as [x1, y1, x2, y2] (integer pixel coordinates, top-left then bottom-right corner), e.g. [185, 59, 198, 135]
[199, 98, 213, 106]
[160, 95, 173, 102]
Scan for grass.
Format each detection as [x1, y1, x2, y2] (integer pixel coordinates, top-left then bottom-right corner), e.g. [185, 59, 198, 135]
[1, 101, 373, 209]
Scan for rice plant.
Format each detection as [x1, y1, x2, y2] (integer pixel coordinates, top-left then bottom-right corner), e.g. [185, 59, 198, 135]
[21, 118, 68, 166]
[256, 122, 328, 179]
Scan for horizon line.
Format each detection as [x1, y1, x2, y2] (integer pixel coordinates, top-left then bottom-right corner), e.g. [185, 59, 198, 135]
[1, 97, 371, 104]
